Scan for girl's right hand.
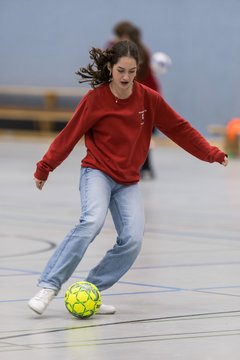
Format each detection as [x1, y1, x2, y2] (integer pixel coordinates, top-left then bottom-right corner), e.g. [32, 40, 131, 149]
[222, 156, 228, 167]
[34, 177, 46, 190]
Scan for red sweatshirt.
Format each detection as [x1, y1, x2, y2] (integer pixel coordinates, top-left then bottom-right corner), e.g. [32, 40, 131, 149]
[35, 81, 225, 185]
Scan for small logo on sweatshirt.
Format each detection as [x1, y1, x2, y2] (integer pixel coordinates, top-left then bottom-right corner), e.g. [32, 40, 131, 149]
[138, 110, 147, 125]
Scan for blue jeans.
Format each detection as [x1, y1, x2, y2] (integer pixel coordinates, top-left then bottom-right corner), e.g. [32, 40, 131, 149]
[38, 168, 145, 292]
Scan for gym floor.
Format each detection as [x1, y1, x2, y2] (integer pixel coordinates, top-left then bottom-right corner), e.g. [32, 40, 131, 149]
[1, 135, 240, 360]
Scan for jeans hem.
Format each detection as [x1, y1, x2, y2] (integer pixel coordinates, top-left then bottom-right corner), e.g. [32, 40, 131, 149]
[38, 281, 60, 294]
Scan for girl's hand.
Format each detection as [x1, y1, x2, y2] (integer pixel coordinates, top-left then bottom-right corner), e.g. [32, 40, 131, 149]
[34, 177, 46, 190]
[222, 156, 228, 167]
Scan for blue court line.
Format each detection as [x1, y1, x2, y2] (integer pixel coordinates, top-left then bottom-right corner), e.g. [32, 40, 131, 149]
[99, 289, 182, 297]
[67, 259, 240, 273]
[1, 256, 240, 276]
[0, 289, 180, 303]
[1, 284, 240, 304]
[192, 285, 240, 291]
[68, 275, 182, 291]
[115, 281, 240, 294]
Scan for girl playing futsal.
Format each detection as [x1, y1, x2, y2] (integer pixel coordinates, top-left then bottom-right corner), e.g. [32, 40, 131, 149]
[28, 40, 228, 315]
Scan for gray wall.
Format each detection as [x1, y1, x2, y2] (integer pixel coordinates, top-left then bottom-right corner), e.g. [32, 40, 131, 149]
[1, 0, 240, 134]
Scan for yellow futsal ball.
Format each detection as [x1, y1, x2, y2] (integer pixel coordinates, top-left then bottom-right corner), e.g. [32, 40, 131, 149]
[64, 281, 101, 319]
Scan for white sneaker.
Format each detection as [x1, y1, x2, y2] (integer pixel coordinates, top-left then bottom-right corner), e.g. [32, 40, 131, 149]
[28, 288, 56, 315]
[97, 303, 116, 315]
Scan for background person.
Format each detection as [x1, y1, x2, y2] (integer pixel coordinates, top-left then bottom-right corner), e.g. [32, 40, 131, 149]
[109, 20, 162, 179]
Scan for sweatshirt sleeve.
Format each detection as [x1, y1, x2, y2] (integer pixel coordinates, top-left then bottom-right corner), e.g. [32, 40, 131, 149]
[34, 94, 96, 180]
[154, 96, 226, 164]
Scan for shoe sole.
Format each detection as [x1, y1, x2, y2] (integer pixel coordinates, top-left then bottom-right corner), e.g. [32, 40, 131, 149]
[96, 309, 116, 315]
[96, 312, 116, 315]
[28, 302, 43, 315]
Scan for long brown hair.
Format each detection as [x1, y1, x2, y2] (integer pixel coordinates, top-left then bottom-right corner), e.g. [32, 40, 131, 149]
[76, 40, 140, 88]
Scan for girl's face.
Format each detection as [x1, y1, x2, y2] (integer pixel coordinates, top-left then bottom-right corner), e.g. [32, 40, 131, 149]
[110, 56, 137, 92]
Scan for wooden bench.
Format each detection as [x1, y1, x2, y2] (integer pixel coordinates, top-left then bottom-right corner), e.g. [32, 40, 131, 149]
[0, 86, 87, 134]
[207, 124, 226, 136]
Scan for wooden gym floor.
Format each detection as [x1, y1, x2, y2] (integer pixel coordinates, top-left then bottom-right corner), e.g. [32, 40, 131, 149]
[1, 134, 240, 359]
